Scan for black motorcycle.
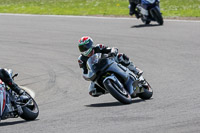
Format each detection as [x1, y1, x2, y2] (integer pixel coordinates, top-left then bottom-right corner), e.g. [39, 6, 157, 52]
[0, 69, 39, 121]
[136, 0, 164, 25]
[84, 53, 153, 104]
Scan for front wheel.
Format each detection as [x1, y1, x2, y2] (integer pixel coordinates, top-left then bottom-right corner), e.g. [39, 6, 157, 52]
[103, 79, 132, 104]
[138, 80, 153, 100]
[150, 7, 164, 25]
[20, 92, 39, 121]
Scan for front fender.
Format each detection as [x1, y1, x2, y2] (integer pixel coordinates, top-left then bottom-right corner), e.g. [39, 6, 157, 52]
[102, 74, 132, 104]
[103, 74, 124, 89]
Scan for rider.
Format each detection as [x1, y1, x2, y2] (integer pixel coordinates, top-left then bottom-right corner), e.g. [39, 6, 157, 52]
[78, 36, 143, 97]
[0, 68, 24, 95]
[129, 0, 141, 18]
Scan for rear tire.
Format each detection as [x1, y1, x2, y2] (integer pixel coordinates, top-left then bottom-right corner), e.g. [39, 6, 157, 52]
[150, 7, 163, 25]
[144, 20, 151, 25]
[141, 17, 151, 25]
[104, 79, 132, 104]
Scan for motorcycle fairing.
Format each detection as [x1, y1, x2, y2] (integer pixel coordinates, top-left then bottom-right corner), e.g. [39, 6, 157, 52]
[104, 62, 137, 95]
[0, 81, 6, 117]
[142, 0, 156, 4]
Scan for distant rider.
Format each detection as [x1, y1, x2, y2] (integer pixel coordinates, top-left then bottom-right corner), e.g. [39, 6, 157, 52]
[78, 36, 143, 97]
[0, 68, 24, 95]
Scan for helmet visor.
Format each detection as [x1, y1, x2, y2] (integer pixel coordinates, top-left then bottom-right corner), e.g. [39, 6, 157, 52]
[78, 39, 93, 52]
[82, 48, 93, 56]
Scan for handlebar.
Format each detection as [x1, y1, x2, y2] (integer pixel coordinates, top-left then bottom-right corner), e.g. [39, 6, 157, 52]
[12, 73, 18, 80]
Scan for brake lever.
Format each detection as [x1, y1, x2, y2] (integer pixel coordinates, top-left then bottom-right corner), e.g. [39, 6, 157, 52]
[12, 73, 18, 80]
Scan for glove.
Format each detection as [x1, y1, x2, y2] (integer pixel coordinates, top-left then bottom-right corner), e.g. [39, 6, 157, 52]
[109, 47, 118, 57]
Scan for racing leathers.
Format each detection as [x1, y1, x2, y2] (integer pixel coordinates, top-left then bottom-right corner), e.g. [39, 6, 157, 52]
[129, 0, 141, 18]
[0, 68, 23, 95]
[78, 44, 142, 97]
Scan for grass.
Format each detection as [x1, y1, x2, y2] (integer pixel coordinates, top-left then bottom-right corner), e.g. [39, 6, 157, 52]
[161, 0, 200, 17]
[0, 0, 199, 17]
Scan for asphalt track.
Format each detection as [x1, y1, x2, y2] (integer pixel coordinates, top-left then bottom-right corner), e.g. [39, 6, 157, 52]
[0, 14, 200, 133]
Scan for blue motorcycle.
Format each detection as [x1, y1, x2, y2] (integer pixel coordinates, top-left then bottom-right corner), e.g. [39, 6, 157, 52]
[136, 0, 164, 25]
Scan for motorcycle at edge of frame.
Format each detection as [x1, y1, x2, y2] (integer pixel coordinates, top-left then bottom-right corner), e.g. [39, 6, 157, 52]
[84, 53, 153, 104]
[0, 69, 39, 121]
[135, 0, 164, 25]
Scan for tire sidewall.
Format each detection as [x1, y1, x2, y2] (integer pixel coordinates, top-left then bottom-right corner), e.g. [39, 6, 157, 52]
[138, 81, 153, 100]
[20, 96, 39, 121]
[104, 79, 132, 104]
[150, 7, 164, 25]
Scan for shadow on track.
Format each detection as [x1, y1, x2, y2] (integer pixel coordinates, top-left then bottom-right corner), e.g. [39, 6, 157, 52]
[131, 24, 161, 28]
[85, 99, 145, 107]
[0, 119, 39, 127]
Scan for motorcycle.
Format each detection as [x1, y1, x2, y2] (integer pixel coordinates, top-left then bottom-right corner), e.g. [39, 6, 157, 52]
[84, 53, 153, 104]
[0, 69, 39, 121]
[136, 0, 164, 25]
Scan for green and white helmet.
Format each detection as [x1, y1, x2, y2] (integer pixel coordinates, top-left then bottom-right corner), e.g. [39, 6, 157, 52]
[78, 36, 94, 56]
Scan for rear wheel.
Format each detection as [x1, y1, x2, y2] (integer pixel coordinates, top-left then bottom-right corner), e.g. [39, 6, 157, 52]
[141, 16, 151, 25]
[104, 79, 132, 104]
[145, 20, 151, 25]
[138, 80, 153, 100]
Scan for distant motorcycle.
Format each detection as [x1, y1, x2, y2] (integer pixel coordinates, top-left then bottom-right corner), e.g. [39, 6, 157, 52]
[84, 53, 153, 104]
[0, 69, 39, 121]
[136, 0, 164, 25]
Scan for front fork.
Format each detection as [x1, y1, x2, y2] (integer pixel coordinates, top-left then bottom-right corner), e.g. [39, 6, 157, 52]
[125, 76, 136, 95]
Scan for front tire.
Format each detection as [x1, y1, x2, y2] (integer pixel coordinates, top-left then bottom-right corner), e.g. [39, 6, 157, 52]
[20, 93, 39, 121]
[104, 79, 132, 104]
[150, 7, 163, 25]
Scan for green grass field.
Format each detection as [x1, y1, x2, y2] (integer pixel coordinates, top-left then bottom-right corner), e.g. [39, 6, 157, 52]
[0, 0, 199, 17]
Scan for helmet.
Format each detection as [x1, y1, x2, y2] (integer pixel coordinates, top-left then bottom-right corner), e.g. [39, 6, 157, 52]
[78, 36, 94, 56]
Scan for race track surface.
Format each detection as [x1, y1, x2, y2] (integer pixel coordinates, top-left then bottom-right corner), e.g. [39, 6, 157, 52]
[0, 14, 200, 133]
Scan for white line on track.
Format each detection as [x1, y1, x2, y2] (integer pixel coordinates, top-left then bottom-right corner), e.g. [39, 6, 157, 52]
[0, 13, 200, 23]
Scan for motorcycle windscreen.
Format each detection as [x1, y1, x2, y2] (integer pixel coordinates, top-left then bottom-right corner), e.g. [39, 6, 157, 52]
[0, 83, 6, 117]
[87, 53, 102, 71]
[142, 0, 156, 4]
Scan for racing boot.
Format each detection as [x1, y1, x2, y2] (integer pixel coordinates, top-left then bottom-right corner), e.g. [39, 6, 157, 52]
[8, 81, 24, 95]
[127, 62, 143, 77]
[135, 10, 140, 19]
[129, 5, 135, 16]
